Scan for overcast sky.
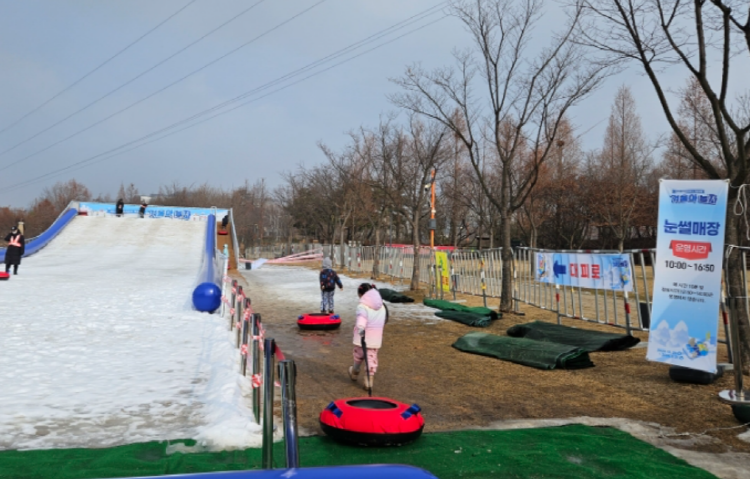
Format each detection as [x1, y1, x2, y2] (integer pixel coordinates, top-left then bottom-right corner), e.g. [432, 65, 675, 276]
[0, 0, 747, 208]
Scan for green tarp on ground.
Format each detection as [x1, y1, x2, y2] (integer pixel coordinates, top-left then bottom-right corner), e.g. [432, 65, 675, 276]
[0, 425, 718, 479]
[423, 298, 500, 320]
[435, 310, 493, 327]
[452, 331, 594, 370]
[378, 288, 415, 303]
[506, 320, 641, 352]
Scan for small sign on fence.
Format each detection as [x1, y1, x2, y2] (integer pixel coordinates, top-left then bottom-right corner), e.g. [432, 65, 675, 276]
[435, 251, 451, 293]
[534, 252, 633, 292]
[646, 179, 728, 373]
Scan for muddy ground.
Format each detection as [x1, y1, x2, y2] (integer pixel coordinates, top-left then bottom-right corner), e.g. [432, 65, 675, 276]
[235, 263, 750, 460]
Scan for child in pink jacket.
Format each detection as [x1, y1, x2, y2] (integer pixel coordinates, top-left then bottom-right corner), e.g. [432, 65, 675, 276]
[348, 283, 387, 390]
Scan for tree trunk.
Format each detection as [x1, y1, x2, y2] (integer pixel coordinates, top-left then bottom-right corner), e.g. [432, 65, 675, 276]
[725, 186, 750, 373]
[410, 217, 420, 291]
[339, 222, 346, 270]
[286, 223, 292, 258]
[373, 228, 381, 279]
[499, 169, 513, 312]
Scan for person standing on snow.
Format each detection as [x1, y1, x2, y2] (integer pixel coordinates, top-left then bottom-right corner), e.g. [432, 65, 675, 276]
[319, 257, 343, 314]
[4, 225, 25, 275]
[348, 283, 387, 390]
[115, 199, 125, 217]
[139, 202, 147, 218]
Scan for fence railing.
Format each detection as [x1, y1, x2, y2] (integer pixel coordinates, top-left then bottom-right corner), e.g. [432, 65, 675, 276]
[219, 255, 299, 469]
[246, 242, 750, 345]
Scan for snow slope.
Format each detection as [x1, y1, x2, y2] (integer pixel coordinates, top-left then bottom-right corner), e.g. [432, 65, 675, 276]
[241, 265, 441, 324]
[0, 216, 261, 451]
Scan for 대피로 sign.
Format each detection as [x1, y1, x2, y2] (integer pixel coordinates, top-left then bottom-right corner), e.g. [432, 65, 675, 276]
[646, 179, 728, 373]
[535, 252, 633, 292]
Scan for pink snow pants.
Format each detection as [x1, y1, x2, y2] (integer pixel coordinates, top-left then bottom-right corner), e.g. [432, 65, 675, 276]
[353, 346, 378, 375]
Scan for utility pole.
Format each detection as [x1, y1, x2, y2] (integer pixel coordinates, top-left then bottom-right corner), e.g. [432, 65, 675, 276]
[429, 169, 436, 248]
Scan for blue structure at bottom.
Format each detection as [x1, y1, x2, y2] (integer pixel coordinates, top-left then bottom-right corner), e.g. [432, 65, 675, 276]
[193, 282, 222, 313]
[133, 465, 438, 479]
[193, 213, 222, 313]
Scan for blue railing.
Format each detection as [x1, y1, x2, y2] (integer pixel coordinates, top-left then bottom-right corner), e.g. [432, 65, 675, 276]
[130, 465, 438, 479]
[192, 214, 222, 312]
[0, 208, 78, 262]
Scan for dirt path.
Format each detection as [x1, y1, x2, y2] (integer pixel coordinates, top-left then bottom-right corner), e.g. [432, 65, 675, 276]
[237, 264, 750, 460]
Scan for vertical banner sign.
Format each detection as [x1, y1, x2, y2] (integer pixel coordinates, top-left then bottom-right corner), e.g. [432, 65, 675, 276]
[434, 251, 451, 293]
[535, 252, 633, 291]
[646, 179, 728, 373]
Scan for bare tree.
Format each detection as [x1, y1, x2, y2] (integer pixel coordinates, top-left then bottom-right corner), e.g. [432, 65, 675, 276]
[392, 0, 608, 310]
[590, 86, 654, 251]
[659, 78, 726, 179]
[579, 0, 750, 367]
[117, 183, 140, 204]
[41, 179, 91, 213]
[370, 117, 448, 290]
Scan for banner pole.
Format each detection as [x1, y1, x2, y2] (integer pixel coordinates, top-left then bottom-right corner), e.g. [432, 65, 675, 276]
[623, 290, 632, 336]
[481, 260, 487, 308]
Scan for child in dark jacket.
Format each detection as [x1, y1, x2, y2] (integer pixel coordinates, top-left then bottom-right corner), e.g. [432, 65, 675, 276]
[319, 257, 343, 314]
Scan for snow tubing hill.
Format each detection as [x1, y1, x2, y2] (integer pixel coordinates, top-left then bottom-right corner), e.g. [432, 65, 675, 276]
[320, 397, 424, 447]
[0, 208, 77, 263]
[298, 313, 341, 330]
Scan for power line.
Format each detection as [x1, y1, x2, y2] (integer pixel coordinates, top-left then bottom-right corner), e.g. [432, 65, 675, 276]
[0, 0, 323, 174]
[0, 0, 439, 176]
[2, 11, 448, 192]
[86, 0, 448, 145]
[0, 13, 447, 191]
[0, 0, 269, 160]
[0, 0, 197, 138]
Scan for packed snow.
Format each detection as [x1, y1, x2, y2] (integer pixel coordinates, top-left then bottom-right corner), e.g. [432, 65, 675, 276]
[0, 216, 262, 451]
[241, 264, 440, 324]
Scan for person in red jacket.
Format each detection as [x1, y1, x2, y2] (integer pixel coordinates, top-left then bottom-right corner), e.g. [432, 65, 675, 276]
[4, 225, 25, 275]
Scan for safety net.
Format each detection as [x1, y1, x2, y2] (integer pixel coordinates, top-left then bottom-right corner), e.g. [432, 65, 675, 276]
[506, 321, 640, 352]
[452, 332, 594, 370]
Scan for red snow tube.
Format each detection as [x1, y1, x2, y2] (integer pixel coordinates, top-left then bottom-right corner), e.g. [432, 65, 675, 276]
[0, 272, 9, 281]
[320, 397, 424, 447]
[298, 312, 341, 330]
[218, 229, 228, 236]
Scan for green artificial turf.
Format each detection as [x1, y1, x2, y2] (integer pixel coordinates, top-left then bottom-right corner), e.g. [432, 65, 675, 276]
[0, 425, 717, 479]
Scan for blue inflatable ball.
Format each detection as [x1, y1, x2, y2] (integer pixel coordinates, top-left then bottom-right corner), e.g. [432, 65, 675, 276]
[193, 282, 222, 313]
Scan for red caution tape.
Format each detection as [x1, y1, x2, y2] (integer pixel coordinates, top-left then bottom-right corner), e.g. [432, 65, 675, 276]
[241, 344, 248, 356]
[251, 374, 262, 388]
[274, 346, 286, 361]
